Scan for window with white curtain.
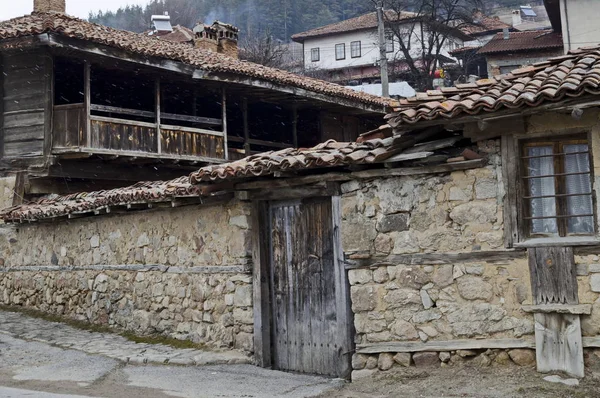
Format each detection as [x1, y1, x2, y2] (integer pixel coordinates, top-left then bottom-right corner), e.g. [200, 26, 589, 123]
[522, 137, 595, 237]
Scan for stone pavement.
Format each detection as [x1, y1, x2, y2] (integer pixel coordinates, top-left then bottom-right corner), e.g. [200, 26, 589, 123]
[0, 310, 250, 366]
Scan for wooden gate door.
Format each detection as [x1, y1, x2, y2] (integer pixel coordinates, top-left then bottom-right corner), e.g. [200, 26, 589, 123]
[268, 197, 351, 377]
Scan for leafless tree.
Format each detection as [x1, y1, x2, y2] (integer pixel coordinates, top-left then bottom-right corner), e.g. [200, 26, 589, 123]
[239, 32, 291, 69]
[371, 0, 483, 90]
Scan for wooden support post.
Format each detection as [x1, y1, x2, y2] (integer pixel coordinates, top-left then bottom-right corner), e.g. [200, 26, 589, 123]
[84, 61, 91, 147]
[222, 87, 229, 160]
[242, 97, 250, 155]
[332, 195, 353, 379]
[0, 56, 4, 158]
[252, 201, 272, 368]
[291, 104, 298, 148]
[43, 51, 54, 157]
[527, 246, 584, 378]
[155, 78, 161, 154]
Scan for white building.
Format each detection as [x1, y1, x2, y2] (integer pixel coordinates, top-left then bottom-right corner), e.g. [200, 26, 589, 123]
[291, 10, 470, 84]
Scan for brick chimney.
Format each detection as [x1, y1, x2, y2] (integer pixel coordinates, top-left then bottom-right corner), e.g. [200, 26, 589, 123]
[33, 0, 66, 13]
[193, 21, 239, 59]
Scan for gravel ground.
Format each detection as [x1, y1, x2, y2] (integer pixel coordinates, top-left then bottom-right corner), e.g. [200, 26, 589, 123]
[320, 364, 600, 398]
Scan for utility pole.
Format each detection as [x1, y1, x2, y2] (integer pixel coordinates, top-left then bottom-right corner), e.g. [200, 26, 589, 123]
[377, 5, 390, 98]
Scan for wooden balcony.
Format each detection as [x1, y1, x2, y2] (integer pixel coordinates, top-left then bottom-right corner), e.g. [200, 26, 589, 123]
[52, 103, 226, 163]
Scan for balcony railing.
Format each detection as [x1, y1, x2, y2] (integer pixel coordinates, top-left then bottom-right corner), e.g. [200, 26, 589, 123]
[52, 103, 226, 163]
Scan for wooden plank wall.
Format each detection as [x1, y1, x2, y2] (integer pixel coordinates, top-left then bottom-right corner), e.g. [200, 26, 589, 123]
[161, 129, 224, 159]
[1, 51, 49, 158]
[90, 120, 157, 153]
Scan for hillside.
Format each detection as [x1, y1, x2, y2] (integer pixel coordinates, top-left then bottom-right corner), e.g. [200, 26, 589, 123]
[88, 0, 536, 41]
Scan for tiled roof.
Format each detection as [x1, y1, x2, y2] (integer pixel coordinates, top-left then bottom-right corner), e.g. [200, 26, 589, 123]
[189, 139, 396, 183]
[0, 177, 205, 223]
[477, 30, 563, 55]
[461, 12, 512, 36]
[449, 46, 481, 56]
[0, 12, 388, 108]
[291, 10, 416, 41]
[2, 138, 407, 222]
[386, 44, 600, 127]
[158, 25, 194, 43]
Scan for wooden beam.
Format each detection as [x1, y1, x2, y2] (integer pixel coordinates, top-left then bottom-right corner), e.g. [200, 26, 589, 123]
[222, 87, 229, 160]
[332, 195, 353, 379]
[156, 78, 161, 154]
[252, 201, 272, 368]
[291, 104, 298, 148]
[235, 172, 351, 190]
[346, 250, 526, 268]
[11, 171, 27, 206]
[352, 159, 487, 179]
[90, 104, 155, 119]
[43, 49, 54, 157]
[242, 97, 250, 154]
[356, 338, 536, 354]
[402, 136, 462, 154]
[84, 61, 91, 147]
[0, 55, 4, 158]
[522, 304, 592, 315]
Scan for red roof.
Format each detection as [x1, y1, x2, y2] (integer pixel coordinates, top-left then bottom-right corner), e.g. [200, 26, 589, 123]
[292, 10, 416, 41]
[478, 30, 563, 55]
[461, 12, 512, 36]
[386, 45, 600, 127]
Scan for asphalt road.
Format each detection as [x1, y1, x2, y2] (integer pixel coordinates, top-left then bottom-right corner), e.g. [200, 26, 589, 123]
[0, 333, 343, 398]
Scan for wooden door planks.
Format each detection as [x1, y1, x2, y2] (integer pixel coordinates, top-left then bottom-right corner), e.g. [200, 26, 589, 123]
[267, 198, 345, 377]
[528, 247, 578, 305]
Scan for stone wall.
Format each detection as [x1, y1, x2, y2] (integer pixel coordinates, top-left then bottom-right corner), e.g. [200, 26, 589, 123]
[0, 200, 254, 352]
[341, 134, 600, 377]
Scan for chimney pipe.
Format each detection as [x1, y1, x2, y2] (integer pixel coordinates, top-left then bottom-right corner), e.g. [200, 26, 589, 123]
[33, 0, 66, 13]
[503, 27, 510, 40]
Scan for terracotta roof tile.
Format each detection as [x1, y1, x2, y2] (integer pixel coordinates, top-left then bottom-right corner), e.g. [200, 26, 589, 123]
[291, 10, 416, 41]
[477, 30, 563, 55]
[386, 44, 600, 127]
[0, 12, 388, 108]
[0, 177, 204, 223]
[188, 139, 398, 183]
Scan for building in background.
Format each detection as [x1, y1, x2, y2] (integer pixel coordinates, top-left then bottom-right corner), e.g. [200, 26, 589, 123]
[291, 10, 469, 86]
[478, 30, 563, 77]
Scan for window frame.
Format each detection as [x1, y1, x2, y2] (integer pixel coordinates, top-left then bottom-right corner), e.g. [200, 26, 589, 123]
[350, 41, 361, 58]
[335, 43, 346, 60]
[310, 48, 320, 62]
[518, 134, 596, 240]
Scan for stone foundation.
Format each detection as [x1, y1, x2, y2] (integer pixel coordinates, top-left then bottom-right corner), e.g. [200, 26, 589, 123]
[351, 348, 537, 379]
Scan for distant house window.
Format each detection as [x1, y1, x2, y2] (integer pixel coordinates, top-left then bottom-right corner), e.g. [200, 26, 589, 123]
[311, 48, 320, 62]
[351, 41, 361, 58]
[335, 44, 346, 60]
[521, 136, 595, 238]
[385, 32, 394, 53]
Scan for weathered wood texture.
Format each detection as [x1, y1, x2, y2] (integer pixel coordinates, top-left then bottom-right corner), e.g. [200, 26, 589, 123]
[357, 338, 536, 354]
[269, 198, 346, 377]
[252, 201, 272, 368]
[534, 313, 584, 378]
[90, 119, 157, 153]
[161, 128, 224, 159]
[53, 104, 86, 147]
[528, 247, 578, 305]
[1, 51, 49, 158]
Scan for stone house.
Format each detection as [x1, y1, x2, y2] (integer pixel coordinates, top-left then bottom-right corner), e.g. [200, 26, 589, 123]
[3, 37, 600, 382]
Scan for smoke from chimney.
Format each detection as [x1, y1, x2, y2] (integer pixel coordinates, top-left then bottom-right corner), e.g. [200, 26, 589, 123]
[33, 0, 66, 13]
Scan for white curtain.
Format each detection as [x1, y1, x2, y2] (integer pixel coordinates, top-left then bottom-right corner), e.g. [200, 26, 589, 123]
[527, 146, 558, 234]
[564, 144, 594, 234]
